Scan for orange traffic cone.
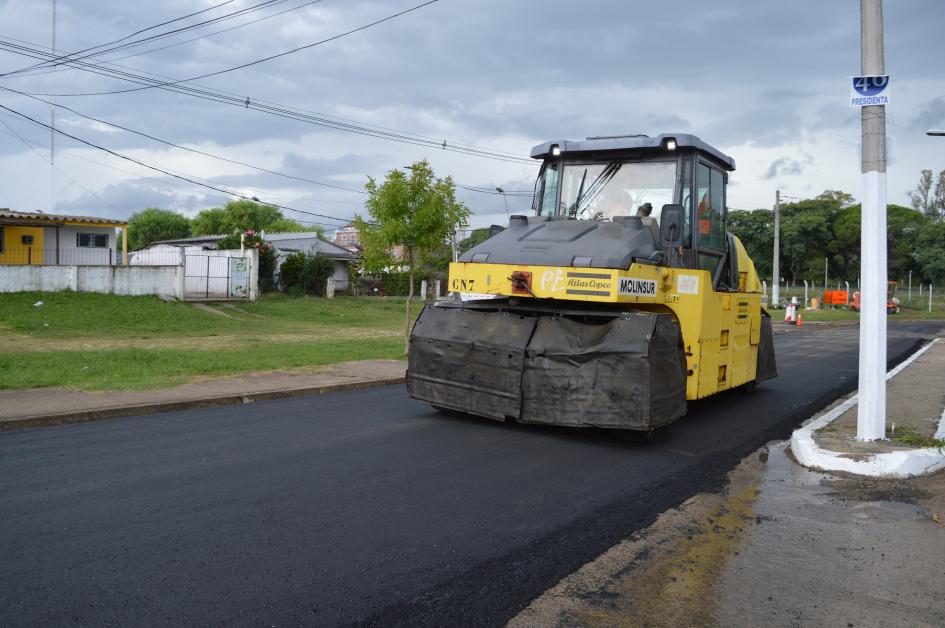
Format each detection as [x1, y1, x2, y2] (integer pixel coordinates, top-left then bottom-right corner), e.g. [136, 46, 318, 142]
[797, 313, 803, 327]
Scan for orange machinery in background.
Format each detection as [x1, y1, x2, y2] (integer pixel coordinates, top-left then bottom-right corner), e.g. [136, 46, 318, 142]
[850, 281, 901, 314]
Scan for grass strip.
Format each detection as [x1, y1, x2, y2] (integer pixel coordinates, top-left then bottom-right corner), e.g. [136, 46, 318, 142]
[0, 337, 404, 391]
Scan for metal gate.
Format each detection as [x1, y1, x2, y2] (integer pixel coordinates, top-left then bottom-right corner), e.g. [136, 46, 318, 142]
[184, 254, 250, 299]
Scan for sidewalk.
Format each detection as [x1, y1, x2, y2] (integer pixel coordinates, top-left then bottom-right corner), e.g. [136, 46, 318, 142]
[0, 359, 406, 431]
[511, 444, 945, 627]
[791, 337, 945, 477]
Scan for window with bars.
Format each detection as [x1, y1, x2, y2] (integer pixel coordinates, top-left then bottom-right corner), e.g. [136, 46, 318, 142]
[77, 233, 109, 248]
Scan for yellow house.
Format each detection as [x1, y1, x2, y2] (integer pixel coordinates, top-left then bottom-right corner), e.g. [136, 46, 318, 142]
[0, 210, 128, 265]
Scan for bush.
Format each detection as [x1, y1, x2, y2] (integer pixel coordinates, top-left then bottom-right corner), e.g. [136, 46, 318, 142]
[356, 271, 447, 297]
[279, 252, 336, 296]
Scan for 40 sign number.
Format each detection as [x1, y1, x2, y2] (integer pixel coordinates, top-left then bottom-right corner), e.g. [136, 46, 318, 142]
[850, 75, 890, 107]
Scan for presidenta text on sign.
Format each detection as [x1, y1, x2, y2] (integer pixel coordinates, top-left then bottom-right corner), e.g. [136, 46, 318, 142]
[850, 75, 890, 107]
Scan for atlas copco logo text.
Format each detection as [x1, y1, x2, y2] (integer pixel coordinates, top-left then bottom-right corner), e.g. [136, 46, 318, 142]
[618, 278, 657, 296]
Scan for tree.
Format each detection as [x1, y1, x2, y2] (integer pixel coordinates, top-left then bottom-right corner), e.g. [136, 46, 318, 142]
[190, 200, 295, 236]
[219, 199, 282, 232]
[265, 218, 323, 237]
[190, 207, 229, 236]
[727, 210, 773, 279]
[815, 190, 855, 207]
[354, 160, 471, 353]
[909, 169, 933, 216]
[459, 227, 497, 254]
[914, 221, 945, 284]
[125, 207, 191, 250]
[933, 170, 945, 222]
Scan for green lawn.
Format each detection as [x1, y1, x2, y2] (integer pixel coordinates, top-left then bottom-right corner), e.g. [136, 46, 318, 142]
[0, 292, 413, 390]
[0, 291, 409, 339]
[0, 338, 404, 390]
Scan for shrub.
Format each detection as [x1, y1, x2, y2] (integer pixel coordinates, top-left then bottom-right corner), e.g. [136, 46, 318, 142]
[280, 252, 336, 296]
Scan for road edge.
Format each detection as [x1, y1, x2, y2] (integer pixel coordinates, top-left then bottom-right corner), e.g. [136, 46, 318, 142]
[790, 338, 945, 478]
[0, 376, 405, 432]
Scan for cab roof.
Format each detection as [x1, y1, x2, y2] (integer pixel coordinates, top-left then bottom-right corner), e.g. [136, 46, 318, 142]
[530, 133, 735, 171]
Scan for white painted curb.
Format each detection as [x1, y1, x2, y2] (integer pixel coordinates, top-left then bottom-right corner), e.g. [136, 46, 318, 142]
[790, 339, 945, 478]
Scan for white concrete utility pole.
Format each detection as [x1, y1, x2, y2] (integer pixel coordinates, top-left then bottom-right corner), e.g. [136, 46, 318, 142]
[856, 0, 888, 441]
[773, 190, 781, 308]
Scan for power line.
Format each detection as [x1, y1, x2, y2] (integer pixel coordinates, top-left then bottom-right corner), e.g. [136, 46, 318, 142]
[1, 32, 532, 163]
[0, 122, 347, 228]
[0, 102, 353, 225]
[0, 112, 127, 216]
[1, 0, 286, 77]
[3, 85, 539, 203]
[0, 86, 369, 195]
[0, 38, 536, 166]
[16, 1, 441, 95]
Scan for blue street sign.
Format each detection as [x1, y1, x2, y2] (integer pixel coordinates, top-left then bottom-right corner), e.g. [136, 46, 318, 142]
[850, 75, 890, 107]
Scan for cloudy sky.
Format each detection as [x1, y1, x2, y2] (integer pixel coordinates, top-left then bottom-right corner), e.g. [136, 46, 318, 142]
[0, 0, 942, 234]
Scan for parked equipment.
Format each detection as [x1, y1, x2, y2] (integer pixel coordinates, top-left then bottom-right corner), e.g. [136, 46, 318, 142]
[851, 280, 901, 314]
[407, 134, 777, 431]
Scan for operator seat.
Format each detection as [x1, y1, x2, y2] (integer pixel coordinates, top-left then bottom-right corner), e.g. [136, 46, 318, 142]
[640, 216, 660, 246]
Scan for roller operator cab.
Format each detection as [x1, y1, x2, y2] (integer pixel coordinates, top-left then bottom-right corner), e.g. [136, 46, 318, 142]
[407, 133, 777, 431]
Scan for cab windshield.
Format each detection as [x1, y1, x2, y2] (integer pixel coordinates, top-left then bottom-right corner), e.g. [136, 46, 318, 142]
[540, 159, 677, 224]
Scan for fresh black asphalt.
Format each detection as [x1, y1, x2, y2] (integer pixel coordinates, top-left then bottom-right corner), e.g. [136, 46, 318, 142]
[1, 323, 939, 627]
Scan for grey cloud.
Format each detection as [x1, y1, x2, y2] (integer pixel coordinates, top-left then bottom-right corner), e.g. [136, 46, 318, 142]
[910, 97, 945, 132]
[763, 152, 813, 180]
[1, 0, 943, 213]
[54, 180, 227, 219]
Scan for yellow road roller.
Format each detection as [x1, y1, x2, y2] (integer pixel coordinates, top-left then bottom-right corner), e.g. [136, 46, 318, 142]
[407, 133, 776, 430]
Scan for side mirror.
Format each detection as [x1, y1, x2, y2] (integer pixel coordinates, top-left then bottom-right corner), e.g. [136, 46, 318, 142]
[660, 204, 685, 248]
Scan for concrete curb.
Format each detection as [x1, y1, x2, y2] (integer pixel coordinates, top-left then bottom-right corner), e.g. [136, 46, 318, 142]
[0, 376, 405, 432]
[790, 339, 945, 478]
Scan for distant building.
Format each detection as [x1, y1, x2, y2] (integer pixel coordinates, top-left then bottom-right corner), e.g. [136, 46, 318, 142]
[332, 224, 361, 254]
[0, 209, 127, 265]
[332, 223, 408, 261]
[151, 231, 358, 289]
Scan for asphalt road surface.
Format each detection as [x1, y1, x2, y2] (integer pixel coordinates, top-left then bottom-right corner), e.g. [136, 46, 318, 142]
[1, 323, 941, 627]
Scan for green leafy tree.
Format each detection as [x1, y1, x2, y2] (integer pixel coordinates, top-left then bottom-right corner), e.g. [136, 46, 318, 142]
[220, 199, 282, 232]
[458, 227, 498, 254]
[124, 207, 191, 250]
[727, 210, 773, 279]
[190, 200, 297, 236]
[815, 190, 856, 207]
[265, 218, 323, 237]
[914, 221, 945, 284]
[353, 160, 471, 353]
[190, 207, 229, 236]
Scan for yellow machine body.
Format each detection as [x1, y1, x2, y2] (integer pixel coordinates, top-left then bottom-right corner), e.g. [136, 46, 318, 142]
[446, 236, 766, 401]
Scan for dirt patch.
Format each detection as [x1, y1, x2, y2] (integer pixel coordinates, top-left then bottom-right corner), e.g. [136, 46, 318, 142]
[824, 471, 941, 506]
[509, 455, 767, 628]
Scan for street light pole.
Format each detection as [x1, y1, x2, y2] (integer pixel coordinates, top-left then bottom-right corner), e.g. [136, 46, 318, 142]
[496, 187, 510, 217]
[773, 190, 780, 308]
[856, 0, 888, 441]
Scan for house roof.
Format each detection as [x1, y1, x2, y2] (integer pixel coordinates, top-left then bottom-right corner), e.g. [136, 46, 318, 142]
[153, 231, 358, 260]
[152, 235, 225, 245]
[0, 209, 127, 227]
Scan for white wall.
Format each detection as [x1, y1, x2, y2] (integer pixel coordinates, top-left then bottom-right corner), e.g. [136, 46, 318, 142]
[0, 264, 183, 299]
[42, 225, 118, 265]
